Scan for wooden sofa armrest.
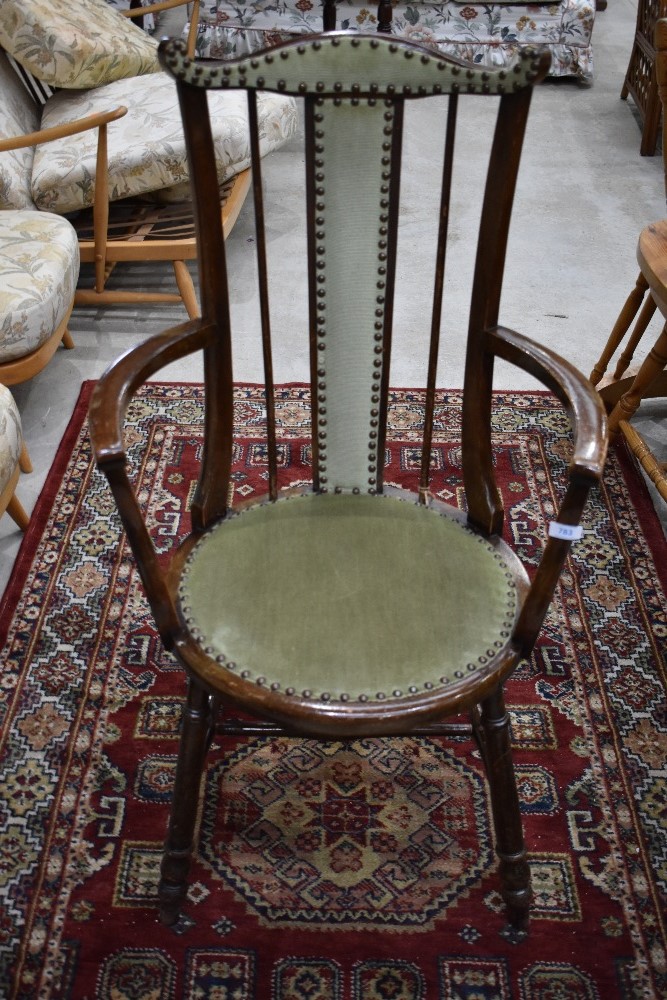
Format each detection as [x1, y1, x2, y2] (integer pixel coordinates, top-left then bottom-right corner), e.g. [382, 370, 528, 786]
[123, 0, 200, 56]
[488, 324, 608, 652]
[0, 107, 127, 153]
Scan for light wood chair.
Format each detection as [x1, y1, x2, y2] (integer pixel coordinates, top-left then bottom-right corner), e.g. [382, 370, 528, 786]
[591, 18, 667, 500]
[89, 33, 607, 933]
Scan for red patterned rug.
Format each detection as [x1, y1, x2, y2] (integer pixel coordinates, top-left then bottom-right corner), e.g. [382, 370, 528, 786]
[1, 382, 666, 1000]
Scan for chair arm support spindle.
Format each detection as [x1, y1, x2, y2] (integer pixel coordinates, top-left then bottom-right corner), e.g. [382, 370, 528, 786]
[512, 476, 594, 652]
[93, 123, 110, 292]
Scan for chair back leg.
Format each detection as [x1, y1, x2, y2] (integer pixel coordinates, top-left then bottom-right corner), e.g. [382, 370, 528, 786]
[477, 687, 531, 933]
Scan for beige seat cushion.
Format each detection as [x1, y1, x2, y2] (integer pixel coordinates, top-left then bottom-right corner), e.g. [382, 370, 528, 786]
[0, 53, 40, 210]
[0, 0, 159, 89]
[31, 74, 299, 214]
[0, 210, 79, 363]
[179, 493, 519, 705]
[0, 384, 22, 494]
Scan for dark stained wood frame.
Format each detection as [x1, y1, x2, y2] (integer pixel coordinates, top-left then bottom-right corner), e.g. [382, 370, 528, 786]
[89, 33, 607, 933]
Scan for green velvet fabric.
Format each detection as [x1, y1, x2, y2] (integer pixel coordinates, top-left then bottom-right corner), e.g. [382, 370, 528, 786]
[312, 101, 391, 492]
[179, 494, 518, 703]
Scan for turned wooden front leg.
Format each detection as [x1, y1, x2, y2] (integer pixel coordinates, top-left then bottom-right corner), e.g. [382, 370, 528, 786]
[158, 680, 212, 926]
[480, 687, 531, 932]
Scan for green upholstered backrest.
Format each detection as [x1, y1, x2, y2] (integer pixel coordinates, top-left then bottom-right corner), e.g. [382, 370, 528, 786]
[159, 33, 550, 525]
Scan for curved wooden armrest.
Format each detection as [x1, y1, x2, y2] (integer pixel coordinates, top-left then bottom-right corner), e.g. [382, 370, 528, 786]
[488, 325, 608, 482]
[89, 318, 211, 463]
[88, 319, 211, 644]
[488, 326, 609, 653]
[122, 0, 197, 17]
[0, 107, 127, 153]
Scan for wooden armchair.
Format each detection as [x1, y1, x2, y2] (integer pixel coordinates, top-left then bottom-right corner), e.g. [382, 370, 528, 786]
[0, 0, 297, 317]
[89, 33, 607, 932]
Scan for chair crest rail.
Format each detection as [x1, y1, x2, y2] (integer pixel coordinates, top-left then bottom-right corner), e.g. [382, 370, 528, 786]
[158, 33, 551, 97]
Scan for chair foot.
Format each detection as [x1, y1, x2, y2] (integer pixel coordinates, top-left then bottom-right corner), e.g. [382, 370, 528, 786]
[7, 493, 30, 531]
[500, 917, 529, 944]
[498, 850, 532, 931]
[158, 859, 191, 926]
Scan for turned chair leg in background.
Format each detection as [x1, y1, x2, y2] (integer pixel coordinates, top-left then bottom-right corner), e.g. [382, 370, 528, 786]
[19, 442, 32, 474]
[158, 679, 213, 926]
[608, 321, 667, 435]
[611, 293, 659, 381]
[479, 686, 531, 933]
[6, 488, 30, 531]
[172, 260, 199, 320]
[590, 272, 652, 385]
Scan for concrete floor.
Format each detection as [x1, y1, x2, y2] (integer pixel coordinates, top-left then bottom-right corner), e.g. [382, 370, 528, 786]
[2, 0, 666, 596]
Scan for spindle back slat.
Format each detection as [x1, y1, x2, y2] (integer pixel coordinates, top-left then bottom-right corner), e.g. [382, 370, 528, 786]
[247, 91, 278, 501]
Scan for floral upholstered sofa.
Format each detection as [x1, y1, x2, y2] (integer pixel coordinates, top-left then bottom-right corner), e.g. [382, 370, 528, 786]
[140, 0, 596, 81]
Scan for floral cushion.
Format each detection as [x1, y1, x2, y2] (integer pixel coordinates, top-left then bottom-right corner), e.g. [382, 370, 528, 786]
[193, 0, 594, 80]
[0, 210, 79, 363]
[0, 53, 40, 211]
[31, 73, 298, 214]
[0, 383, 22, 496]
[0, 0, 159, 90]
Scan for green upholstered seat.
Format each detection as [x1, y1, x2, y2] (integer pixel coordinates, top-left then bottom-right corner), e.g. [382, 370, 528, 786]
[179, 493, 520, 704]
